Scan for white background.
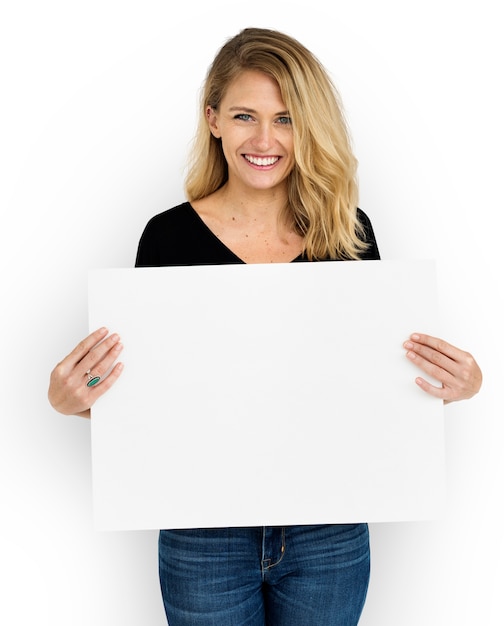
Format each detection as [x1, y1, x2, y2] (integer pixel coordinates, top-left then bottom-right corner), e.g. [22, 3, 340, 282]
[0, 1, 501, 624]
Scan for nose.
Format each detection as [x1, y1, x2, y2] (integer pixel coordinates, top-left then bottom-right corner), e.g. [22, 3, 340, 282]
[251, 122, 274, 150]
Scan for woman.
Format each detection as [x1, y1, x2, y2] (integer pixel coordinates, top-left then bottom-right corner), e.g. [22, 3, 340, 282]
[48, 28, 482, 625]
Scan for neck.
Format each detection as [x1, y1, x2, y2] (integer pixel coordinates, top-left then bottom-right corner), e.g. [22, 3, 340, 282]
[217, 183, 289, 226]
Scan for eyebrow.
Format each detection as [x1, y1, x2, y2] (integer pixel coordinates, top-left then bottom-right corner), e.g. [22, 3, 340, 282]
[227, 106, 290, 116]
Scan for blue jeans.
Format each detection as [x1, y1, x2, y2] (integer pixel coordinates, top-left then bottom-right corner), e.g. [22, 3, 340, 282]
[158, 524, 370, 625]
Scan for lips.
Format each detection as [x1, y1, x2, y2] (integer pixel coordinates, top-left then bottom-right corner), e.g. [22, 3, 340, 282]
[244, 155, 280, 166]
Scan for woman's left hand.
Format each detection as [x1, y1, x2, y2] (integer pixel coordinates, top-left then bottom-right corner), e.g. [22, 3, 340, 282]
[403, 333, 482, 403]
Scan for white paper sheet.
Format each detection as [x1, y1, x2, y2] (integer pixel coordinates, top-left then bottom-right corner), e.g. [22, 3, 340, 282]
[88, 260, 444, 531]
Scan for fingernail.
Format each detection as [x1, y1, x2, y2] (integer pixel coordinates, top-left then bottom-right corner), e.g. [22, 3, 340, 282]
[411, 334, 420, 341]
[404, 341, 413, 349]
[406, 351, 416, 360]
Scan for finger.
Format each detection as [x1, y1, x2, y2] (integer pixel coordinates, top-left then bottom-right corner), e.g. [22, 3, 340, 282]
[87, 361, 125, 402]
[404, 334, 481, 388]
[79, 337, 123, 384]
[413, 376, 447, 400]
[404, 336, 483, 402]
[60, 327, 109, 370]
[50, 334, 122, 398]
[50, 345, 123, 415]
[406, 334, 461, 362]
[413, 376, 462, 403]
[50, 359, 124, 415]
[404, 347, 456, 389]
[403, 339, 457, 379]
[49, 331, 124, 416]
[77, 333, 122, 375]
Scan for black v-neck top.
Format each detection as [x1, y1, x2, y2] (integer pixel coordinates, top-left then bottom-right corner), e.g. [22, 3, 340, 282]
[135, 202, 380, 267]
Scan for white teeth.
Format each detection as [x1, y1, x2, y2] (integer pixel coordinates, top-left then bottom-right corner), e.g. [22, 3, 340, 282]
[244, 155, 279, 166]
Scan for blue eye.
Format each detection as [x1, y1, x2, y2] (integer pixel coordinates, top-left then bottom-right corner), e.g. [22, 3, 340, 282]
[277, 116, 292, 125]
[235, 113, 253, 121]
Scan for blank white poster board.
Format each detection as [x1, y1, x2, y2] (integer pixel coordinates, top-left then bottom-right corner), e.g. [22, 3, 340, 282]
[88, 260, 444, 531]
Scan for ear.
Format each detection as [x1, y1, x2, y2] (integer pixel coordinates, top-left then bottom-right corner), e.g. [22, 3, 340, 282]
[206, 105, 221, 138]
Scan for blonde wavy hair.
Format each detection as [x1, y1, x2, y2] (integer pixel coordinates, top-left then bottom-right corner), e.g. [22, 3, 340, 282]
[185, 27, 368, 260]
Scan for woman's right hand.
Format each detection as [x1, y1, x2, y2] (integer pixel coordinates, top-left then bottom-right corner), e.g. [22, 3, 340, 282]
[48, 327, 124, 418]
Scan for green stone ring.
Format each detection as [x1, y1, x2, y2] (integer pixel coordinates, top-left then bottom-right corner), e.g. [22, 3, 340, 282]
[86, 369, 101, 387]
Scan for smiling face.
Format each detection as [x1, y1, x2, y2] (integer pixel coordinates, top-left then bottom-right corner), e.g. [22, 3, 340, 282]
[206, 70, 295, 196]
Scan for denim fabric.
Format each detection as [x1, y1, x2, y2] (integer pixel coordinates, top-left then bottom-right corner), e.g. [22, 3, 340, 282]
[158, 523, 370, 625]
